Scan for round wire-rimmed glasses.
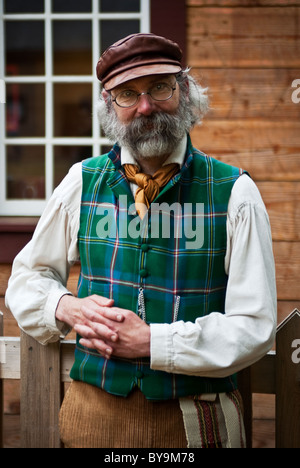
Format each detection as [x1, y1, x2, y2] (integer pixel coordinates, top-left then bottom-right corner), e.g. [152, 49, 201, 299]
[111, 82, 177, 108]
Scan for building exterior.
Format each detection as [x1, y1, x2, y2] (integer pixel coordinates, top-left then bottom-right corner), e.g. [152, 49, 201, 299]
[0, 0, 300, 447]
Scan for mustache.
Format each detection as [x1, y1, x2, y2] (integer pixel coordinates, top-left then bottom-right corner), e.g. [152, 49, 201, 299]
[125, 111, 181, 139]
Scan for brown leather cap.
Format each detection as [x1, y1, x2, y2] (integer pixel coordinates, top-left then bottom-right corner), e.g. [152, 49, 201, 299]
[97, 33, 183, 91]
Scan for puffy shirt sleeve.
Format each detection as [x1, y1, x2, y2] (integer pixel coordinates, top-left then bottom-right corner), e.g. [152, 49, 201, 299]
[5, 163, 82, 345]
[150, 174, 277, 377]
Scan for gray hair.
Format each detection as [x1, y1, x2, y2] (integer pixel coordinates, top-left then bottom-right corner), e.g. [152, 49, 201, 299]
[176, 68, 209, 128]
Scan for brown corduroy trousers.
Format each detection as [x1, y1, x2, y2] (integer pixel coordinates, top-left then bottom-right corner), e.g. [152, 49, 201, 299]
[59, 381, 187, 448]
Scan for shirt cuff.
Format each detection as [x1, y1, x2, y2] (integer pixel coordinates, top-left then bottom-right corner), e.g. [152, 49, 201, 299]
[150, 323, 174, 372]
[44, 289, 72, 339]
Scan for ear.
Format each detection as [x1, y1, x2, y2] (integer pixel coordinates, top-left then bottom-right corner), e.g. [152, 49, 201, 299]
[183, 77, 190, 102]
[177, 74, 189, 102]
[102, 89, 110, 104]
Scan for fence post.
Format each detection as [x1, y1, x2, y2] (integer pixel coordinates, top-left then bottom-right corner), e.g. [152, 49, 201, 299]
[0, 312, 3, 449]
[276, 309, 300, 448]
[20, 331, 62, 448]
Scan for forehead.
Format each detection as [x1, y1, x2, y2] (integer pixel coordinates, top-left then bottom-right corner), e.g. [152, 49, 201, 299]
[112, 74, 176, 92]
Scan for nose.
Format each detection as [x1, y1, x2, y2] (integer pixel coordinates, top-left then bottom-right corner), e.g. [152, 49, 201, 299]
[136, 93, 157, 116]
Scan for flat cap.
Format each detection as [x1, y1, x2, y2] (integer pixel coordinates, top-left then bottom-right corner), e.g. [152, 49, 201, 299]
[97, 33, 183, 90]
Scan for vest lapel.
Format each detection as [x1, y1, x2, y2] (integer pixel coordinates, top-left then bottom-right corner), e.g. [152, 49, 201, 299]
[153, 145, 195, 203]
[106, 168, 135, 205]
[106, 145, 135, 204]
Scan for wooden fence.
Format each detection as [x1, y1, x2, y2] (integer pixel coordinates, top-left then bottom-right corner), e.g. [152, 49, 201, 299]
[0, 309, 300, 449]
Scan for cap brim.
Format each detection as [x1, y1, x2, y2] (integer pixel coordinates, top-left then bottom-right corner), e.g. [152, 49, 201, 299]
[104, 64, 182, 91]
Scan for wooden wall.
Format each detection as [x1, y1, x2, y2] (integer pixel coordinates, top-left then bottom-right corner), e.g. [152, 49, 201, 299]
[187, 0, 300, 323]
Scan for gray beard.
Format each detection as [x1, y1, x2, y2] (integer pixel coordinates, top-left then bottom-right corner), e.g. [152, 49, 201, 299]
[98, 94, 194, 159]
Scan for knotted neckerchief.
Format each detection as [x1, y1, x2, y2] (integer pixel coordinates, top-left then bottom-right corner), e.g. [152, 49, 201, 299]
[123, 163, 179, 219]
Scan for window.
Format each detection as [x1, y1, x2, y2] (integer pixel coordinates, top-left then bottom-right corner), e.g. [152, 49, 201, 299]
[0, 0, 150, 216]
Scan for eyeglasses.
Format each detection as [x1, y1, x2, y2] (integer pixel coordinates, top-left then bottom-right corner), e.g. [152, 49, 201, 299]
[111, 82, 177, 108]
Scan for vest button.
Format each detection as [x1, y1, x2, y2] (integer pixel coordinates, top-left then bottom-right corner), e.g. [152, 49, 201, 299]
[135, 370, 144, 379]
[141, 244, 149, 252]
[139, 269, 148, 278]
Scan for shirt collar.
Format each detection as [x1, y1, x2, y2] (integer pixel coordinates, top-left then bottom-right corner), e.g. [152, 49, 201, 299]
[120, 134, 187, 169]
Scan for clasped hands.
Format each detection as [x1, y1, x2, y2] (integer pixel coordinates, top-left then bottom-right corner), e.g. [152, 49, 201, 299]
[56, 294, 151, 360]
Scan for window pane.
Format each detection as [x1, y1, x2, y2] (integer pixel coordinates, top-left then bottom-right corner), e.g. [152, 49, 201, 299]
[52, 0, 92, 12]
[5, 21, 44, 76]
[6, 83, 45, 137]
[6, 145, 45, 199]
[54, 83, 92, 137]
[100, 20, 140, 54]
[100, 0, 140, 12]
[4, 0, 44, 13]
[53, 21, 92, 75]
[101, 145, 113, 155]
[54, 146, 92, 187]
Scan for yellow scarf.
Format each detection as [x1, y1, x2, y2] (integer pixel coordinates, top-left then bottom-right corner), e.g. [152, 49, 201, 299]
[123, 163, 179, 219]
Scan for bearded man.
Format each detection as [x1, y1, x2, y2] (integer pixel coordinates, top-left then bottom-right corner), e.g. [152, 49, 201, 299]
[6, 33, 276, 449]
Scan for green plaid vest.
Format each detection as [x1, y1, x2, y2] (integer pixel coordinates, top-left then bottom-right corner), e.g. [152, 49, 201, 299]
[70, 136, 244, 400]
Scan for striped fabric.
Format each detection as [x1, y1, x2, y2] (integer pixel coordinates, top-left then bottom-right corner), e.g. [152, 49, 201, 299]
[70, 134, 245, 400]
[179, 391, 246, 448]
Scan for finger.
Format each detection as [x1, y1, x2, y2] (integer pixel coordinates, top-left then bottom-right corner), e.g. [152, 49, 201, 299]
[86, 320, 118, 342]
[94, 306, 124, 323]
[79, 337, 113, 360]
[75, 321, 118, 343]
[90, 295, 114, 307]
[73, 323, 98, 339]
[81, 305, 124, 326]
[81, 305, 109, 326]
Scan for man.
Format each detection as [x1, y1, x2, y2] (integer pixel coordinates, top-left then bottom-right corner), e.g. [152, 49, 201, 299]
[6, 33, 277, 448]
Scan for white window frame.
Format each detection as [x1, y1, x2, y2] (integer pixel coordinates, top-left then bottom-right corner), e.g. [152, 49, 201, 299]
[0, 0, 150, 216]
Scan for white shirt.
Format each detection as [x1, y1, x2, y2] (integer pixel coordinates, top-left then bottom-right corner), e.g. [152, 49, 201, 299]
[5, 139, 277, 378]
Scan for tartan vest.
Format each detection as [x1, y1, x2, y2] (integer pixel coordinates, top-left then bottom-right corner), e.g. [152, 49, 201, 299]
[70, 136, 244, 400]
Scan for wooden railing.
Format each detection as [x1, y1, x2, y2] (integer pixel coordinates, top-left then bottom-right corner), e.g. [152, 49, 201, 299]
[1, 309, 300, 448]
